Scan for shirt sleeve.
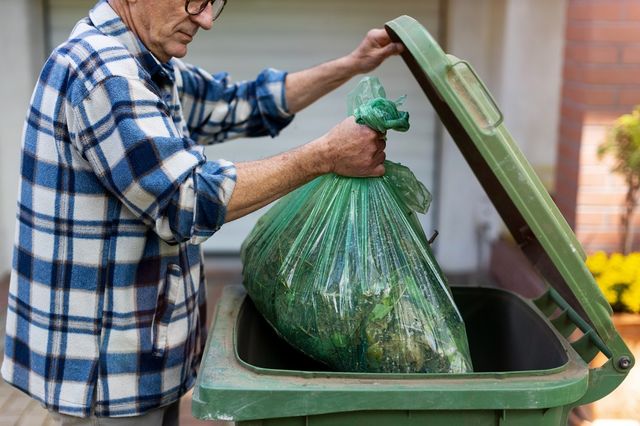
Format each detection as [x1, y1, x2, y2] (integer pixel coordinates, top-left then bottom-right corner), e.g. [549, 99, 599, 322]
[70, 75, 236, 245]
[173, 60, 295, 145]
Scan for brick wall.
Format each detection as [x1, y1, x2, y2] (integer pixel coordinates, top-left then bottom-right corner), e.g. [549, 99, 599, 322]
[556, 0, 640, 253]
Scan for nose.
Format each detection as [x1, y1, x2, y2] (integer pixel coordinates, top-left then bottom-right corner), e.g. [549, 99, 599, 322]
[190, 4, 213, 30]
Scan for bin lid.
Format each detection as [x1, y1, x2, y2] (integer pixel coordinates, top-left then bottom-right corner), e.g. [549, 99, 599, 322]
[385, 16, 617, 347]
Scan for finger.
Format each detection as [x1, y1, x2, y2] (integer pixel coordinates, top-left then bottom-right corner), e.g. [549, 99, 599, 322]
[368, 28, 391, 45]
[372, 150, 386, 165]
[382, 41, 404, 56]
[373, 162, 386, 177]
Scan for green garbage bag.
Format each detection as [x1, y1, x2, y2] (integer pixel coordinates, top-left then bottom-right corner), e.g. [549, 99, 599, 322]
[241, 77, 473, 374]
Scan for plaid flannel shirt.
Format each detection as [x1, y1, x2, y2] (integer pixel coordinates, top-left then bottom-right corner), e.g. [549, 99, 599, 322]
[1, 0, 293, 417]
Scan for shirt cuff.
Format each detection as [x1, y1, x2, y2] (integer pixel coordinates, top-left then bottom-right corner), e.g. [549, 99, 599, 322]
[190, 159, 237, 244]
[256, 68, 295, 137]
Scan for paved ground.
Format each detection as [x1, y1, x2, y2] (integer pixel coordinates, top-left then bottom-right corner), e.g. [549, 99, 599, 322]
[0, 257, 242, 426]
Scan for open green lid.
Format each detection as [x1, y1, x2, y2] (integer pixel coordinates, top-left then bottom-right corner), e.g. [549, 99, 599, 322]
[385, 16, 618, 350]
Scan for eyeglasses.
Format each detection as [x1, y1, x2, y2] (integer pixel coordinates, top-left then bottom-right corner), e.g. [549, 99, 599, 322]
[185, 0, 227, 21]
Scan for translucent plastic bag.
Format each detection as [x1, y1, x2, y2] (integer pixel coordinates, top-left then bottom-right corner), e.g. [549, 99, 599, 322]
[241, 77, 473, 373]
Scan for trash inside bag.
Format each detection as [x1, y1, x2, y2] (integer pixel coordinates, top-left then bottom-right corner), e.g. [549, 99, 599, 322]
[241, 77, 473, 374]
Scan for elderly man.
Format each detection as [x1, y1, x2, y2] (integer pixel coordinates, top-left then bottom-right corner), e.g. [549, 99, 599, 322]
[1, 0, 402, 424]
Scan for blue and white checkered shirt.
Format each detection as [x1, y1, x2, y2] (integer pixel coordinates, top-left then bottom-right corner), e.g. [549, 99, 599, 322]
[1, 0, 292, 417]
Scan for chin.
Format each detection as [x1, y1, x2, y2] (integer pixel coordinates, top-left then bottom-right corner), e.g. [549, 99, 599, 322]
[166, 44, 189, 60]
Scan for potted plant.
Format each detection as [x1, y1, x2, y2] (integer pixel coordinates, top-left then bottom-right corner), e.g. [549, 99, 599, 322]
[598, 107, 640, 254]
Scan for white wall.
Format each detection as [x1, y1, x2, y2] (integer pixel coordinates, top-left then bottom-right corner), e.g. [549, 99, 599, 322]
[436, 0, 566, 273]
[498, 0, 566, 190]
[0, 1, 45, 276]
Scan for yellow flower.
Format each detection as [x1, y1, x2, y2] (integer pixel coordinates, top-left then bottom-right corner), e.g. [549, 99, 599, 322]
[586, 251, 640, 313]
[586, 251, 609, 276]
[622, 277, 640, 313]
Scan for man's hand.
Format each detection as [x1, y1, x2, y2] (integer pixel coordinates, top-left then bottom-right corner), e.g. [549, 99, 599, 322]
[285, 29, 403, 114]
[226, 118, 385, 222]
[348, 29, 404, 75]
[320, 117, 386, 177]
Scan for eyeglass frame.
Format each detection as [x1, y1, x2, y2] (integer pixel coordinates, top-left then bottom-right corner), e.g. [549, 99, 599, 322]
[184, 0, 227, 21]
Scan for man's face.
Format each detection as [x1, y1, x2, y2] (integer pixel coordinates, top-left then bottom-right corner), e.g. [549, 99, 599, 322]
[131, 0, 213, 63]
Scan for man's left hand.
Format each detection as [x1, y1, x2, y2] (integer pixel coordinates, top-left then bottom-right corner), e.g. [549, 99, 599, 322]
[348, 29, 404, 74]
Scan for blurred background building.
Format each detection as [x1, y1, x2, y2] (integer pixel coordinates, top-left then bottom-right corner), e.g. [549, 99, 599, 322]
[0, 0, 574, 277]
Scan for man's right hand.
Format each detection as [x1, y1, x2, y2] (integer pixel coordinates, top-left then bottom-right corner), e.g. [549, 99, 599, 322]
[318, 116, 386, 177]
[226, 117, 387, 222]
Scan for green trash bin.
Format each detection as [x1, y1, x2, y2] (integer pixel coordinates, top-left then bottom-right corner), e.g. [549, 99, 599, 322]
[192, 16, 635, 426]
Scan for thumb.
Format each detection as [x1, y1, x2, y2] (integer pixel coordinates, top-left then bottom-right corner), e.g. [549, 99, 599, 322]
[382, 41, 404, 57]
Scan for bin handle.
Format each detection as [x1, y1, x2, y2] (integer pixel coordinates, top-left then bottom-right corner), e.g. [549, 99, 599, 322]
[446, 59, 504, 133]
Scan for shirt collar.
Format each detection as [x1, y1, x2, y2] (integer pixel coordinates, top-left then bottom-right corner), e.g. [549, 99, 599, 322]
[87, 0, 175, 83]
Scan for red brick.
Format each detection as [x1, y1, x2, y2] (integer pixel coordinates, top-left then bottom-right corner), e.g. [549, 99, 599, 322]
[555, 191, 575, 211]
[559, 124, 583, 143]
[559, 156, 580, 176]
[557, 155, 579, 174]
[576, 212, 609, 226]
[625, 1, 640, 21]
[579, 171, 610, 187]
[565, 44, 619, 64]
[589, 162, 620, 181]
[561, 102, 586, 122]
[563, 63, 584, 81]
[563, 84, 618, 105]
[559, 138, 581, 156]
[622, 46, 640, 63]
[559, 129, 583, 146]
[581, 155, 610, 167]
[575, 231, 623, 247]
[556, 166, 579, 190]
[578, 191, 626, 206]
[560, 139, 581, 158]
[606, 208, 640, 228]
[567, 23, 640, 43]
[581, 66, 640, 85]
[580, 240, 618, 254]
[567, 2, 623, 21]
[619, 89, 640, 106]
[555, 198, 577, 225]
[577, 203, 623, 215]
[555, 180, 576, 199]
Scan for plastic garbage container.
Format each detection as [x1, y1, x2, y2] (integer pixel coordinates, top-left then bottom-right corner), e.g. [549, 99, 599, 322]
[192, 15, 634, 426]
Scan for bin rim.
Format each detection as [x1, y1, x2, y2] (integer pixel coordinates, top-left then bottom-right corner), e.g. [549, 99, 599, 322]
[234, 286, 579, 381]
[192, 286, 590, 422]
[383, 15, 633, 374]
